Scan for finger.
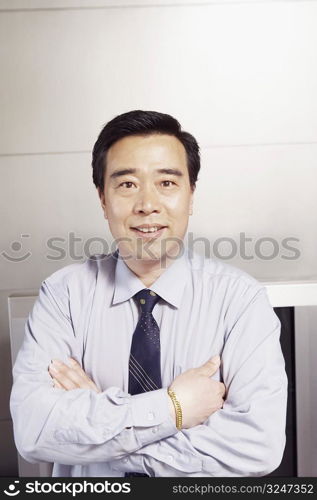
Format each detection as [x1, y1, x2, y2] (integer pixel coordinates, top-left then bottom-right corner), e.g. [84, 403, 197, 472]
[68, 358, 100, 392]
[218, 382, 226, 397]
[50, 360, 100, 393]
[198, 356, 221, 377]
[68, 358, 91, 381]
[49, 362, 79, 390]
[68, 358, 90, 382]
[69, 358, 101, 393]
[50, 360, 87, 389]
[52, 377, 64, 390]
[68, 358, 82, 371]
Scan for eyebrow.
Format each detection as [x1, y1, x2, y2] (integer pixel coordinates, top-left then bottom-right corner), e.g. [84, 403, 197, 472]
[109, 168, 184, 179]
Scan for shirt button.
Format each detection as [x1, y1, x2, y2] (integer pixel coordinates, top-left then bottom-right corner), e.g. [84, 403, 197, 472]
[123, 457, 128, 464]
[168, 455, 174, 461]
[148, 411, 155, 421]
[152, 426, 158, 434]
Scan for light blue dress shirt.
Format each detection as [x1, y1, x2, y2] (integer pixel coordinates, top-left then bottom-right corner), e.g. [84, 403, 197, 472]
[10, 248, 287, 477]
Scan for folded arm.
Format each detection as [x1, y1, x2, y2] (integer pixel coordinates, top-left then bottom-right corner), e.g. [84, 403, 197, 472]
[56, 288, 287, 477]
[11, 279, 287, 476]
[10, 280, 177, 466]
[130, 289, 288, 477]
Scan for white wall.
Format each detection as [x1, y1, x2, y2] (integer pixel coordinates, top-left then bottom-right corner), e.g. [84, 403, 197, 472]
[0, 0, 316, 475]
[0, 0, 316, 290]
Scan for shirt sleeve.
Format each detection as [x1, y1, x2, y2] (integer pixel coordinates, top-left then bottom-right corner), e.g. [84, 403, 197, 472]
[111, 287, 288, 477]
[10, 280, 177, 466]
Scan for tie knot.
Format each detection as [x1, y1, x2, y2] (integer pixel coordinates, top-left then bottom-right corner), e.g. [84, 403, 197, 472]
[135, 289, 160, 313]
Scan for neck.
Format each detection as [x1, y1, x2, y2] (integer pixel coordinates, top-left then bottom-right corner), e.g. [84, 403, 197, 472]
[122, 254, 176, 287]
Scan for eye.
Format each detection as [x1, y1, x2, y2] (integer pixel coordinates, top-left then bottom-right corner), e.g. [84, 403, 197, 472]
[119, 181, 135, 188]
[161, 180, 176, 187]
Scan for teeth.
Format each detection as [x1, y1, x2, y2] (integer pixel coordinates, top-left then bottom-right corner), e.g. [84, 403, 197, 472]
[136, 227, 161, 233]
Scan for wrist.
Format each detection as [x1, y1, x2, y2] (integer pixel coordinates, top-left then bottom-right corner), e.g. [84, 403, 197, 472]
[168, 392, 176, 423]
[167, 387, 183, 430]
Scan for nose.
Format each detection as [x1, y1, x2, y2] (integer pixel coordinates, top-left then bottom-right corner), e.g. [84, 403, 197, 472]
[133, 184, 162, 215]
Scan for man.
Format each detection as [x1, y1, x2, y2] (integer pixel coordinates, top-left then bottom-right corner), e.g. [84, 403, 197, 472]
[10, 110, 287, 477]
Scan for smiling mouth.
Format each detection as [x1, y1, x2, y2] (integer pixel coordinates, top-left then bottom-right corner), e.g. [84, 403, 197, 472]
[130, 225, 167, 238]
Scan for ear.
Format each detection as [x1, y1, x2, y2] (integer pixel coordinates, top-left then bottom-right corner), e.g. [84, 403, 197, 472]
[189, 187, 195, 215]
[97, 187, 108, 219]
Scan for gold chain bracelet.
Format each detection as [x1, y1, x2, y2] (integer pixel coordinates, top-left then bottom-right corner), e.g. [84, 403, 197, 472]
[167, 388, 183, 430]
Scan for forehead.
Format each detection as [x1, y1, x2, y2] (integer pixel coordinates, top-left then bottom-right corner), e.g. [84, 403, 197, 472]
[105, 134, 187, 173]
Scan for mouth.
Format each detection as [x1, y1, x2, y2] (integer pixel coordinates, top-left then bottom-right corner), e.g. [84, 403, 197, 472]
[130, 225, 167, 239]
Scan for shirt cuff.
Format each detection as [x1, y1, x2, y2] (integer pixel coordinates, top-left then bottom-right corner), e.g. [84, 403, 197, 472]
[130, 388, 178, 447]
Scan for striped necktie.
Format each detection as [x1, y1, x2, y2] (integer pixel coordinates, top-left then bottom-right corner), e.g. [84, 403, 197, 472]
[128, 288, 161, 395]
[125, 289, 161, 478]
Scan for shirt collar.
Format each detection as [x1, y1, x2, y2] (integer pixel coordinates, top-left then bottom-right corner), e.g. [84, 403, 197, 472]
[112, 247, 190, 309]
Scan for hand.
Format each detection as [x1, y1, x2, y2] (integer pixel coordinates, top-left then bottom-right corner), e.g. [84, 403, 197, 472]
[48, 358, 100, 393]
[168, 356, 225, 429]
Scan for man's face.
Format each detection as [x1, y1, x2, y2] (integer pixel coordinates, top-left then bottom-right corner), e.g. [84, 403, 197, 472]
[98, 134, 194, 263]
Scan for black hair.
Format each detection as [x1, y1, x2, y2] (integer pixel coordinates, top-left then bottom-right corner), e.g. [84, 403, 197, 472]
[92, 110, 200, 191]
